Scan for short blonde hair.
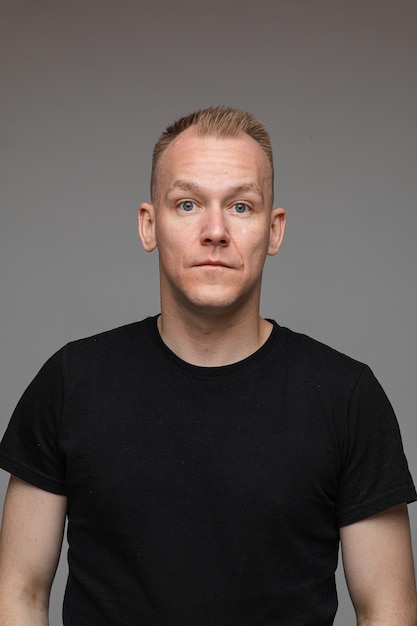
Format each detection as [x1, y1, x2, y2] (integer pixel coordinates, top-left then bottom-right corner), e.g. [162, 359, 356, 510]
[151, 106, 274, 202]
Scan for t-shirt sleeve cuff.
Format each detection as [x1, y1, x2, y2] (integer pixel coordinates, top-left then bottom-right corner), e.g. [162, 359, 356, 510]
[0, 452, 66, 496]
[337, 484, 417, 528]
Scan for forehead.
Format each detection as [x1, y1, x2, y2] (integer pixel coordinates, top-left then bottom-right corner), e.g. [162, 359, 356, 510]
[157, 128, 271, 189]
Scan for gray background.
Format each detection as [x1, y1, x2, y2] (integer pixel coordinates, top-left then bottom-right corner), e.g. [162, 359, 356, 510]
[1, 0, 416, 623]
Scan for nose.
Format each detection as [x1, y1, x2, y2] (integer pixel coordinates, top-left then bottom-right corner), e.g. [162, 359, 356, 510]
[200, 207, 230, 246]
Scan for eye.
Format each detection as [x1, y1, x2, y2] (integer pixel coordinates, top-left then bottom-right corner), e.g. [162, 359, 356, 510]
[231, 202, 251, 214]
[178, 200, 197, 212]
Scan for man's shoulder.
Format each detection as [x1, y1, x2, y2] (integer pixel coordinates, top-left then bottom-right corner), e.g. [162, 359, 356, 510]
[54, 316, 157, 368]
[276, 323, 367, 379]
[69, 316, 153, 346]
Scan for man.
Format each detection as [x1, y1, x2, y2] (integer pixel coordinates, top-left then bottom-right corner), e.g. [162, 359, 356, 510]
[0, 106, 416, 625]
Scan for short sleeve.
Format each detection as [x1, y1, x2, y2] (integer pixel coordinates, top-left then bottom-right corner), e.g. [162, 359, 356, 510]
[336, 366, 416, 527]
[0, 349, 67, 495]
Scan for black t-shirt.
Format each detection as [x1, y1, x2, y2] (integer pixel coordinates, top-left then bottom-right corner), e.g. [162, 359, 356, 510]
[0, 317, 415, 625]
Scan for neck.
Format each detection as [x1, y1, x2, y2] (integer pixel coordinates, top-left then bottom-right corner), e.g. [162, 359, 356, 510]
[157, 308, 273, 367]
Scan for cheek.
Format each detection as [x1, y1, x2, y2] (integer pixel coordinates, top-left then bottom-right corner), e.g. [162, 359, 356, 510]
[155, 224, 177, 252]
[239, 225, 271, 256]
[156, 218, 195, 244]
[156, 229, 188, 270]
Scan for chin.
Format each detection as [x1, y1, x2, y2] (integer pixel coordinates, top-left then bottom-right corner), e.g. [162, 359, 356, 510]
[185, 288, 254, 316]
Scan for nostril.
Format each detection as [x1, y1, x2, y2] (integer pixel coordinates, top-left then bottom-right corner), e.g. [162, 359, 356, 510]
[203, 237, 228, 246]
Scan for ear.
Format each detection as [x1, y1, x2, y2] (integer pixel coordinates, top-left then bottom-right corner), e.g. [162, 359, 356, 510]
[138, 202, 157, 252]
[267, 207, 286, 256]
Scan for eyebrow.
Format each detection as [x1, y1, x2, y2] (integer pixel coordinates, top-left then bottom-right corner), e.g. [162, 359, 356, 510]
[165, 179, 265, 201]
[166, 180, 201, 196]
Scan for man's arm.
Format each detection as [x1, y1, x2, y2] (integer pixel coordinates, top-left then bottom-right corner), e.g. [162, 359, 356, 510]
[0, 475, 67, 625]
[340, 502, 417, 625]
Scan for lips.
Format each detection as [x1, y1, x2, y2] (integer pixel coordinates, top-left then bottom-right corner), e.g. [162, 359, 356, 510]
[191, 256, 239, 269]
[196, 261, 231, 267]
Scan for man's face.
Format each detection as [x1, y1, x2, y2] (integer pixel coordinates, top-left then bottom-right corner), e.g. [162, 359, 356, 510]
[139, 128, 285, 318]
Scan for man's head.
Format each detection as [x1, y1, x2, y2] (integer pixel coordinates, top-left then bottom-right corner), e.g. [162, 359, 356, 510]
[151, 106, 274, 204]
[139, 107, 285, 320]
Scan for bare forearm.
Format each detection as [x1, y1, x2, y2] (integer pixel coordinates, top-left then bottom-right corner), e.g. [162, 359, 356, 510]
[357, 616, 417, 626]
[0, 478, 66, 626]
[356, 593, 417, 626]
[0, 591, 49, 626]
[342, 504, 417, 626]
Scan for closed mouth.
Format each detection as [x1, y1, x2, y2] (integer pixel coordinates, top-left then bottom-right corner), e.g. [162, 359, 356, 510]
[196, 261, 233, 268]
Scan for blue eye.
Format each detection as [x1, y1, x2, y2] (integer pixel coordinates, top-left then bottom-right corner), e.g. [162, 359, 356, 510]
[178, 201, 196, 212]
[232, 203, 250, 214]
